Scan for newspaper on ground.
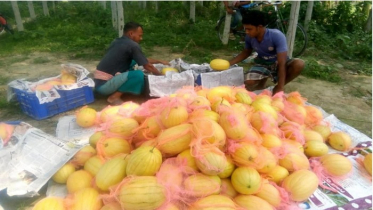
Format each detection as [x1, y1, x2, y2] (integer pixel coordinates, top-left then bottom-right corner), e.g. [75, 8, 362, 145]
[0, 121, 88, 196]
[198, 67, 244, 88]
[7, 63, 95, 104]
[147, 70, 195, 97]
[302, 115, 372, 210]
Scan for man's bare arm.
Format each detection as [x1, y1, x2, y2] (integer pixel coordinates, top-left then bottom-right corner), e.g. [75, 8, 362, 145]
[143, 63, 162, 75]
[229, 48, 253, 66]
[147, 58, 169, 65]
[272, 51, 287, 95]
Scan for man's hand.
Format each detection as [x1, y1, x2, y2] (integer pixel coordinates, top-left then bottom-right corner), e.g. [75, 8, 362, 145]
[160, 60, 170, 65]
[272, 84, 283, 96]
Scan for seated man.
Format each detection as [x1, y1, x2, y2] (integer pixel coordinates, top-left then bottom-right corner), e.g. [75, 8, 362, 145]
[94, 22, 169, 105]
[228, 10, 305, 95]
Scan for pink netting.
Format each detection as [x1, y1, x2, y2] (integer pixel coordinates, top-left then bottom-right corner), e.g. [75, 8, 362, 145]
[269, 141, 292, 160]
[156, 158, 197, 206]
[281, 100, 306, 125]
[189, 118, 226, 151]
[279, 122, 305, 145]
[155, 124, 192, 157]
[226, 140, 270, 169]
[250, 111, 281, 135]
[132, 116, 162, 145]
[309, 157, 353, 193]
[0, 123, 15, 145]
[190, 142, 227, 175]
[269, 181, 302, 210]
[286, 91, 306, 105]
[304, 105, 323, 127]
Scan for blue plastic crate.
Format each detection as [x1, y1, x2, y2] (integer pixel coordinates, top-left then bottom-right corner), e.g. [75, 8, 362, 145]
[13, 86, 94, 120]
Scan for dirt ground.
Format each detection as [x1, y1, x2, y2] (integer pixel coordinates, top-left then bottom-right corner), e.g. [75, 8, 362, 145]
[0, 46, 371, 209]
[0, 46, 371, 137]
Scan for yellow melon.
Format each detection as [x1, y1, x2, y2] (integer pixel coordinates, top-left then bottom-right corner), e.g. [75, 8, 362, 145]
[161, 67, 179, 75]
[66, 170, 93, 193]
[279, 152, 310, 172]
[304, 140, 329, 157]
[33, 197, 65, 210]
[210, 59, 230, 71]
[160, 105, 189, 128]
[219, 110, 249, 140]
[176, 149, 198, 171]
[76, 107, 97, 128]
[189, 195, 236, 210]
[184, 173, 221, 197]
[220, 178, 238, 198]
[108, 118, 139, 137]
[282, 169, 319, 202]
[234, 195, 274, 210]
[96, 155, 129, 191]
[255, 181, 281, 207]
[89, 131, 103, 148]
[126, 146, 162, 176]
[320, 154, 352, 176]
[68, 187, 102, 210]
[156, 123, 192, 156]
[118, 176, 166, 210]
[100, 137, 131, 158]
[52, 163, 75, 184]
[327, 131, 352, 151]
[72, 145, 96, 166]
[265, 165, 289, 184]
[363, 153, 372, 175]
[84, 155, 105, 176]
[231, 167, 262, 195]
[195, 150, 228, 175]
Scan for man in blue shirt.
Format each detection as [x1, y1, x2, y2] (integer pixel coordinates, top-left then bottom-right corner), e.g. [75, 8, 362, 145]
[229, 10, 305, 95]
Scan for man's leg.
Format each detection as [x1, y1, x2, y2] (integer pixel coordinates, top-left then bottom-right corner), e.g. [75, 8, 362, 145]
[285, 59, 305, 85]
[95, 72, 130, 105]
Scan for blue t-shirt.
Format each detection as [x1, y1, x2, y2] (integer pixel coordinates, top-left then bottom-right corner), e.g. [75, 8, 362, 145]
[245, 28, 287, 62]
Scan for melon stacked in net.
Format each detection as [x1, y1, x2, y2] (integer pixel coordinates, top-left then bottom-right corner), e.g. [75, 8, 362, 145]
[35, 86, 372, 210]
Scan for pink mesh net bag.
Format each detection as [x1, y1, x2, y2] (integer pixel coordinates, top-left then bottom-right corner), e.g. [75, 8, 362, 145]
[0, 122, 15, 145]
[279, 121, 305, 145]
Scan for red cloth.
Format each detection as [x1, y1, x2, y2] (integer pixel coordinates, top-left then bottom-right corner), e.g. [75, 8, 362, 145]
[0, 16, 7, 25]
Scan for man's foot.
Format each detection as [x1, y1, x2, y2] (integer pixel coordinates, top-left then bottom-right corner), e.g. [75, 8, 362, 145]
[229, 33, 236, 40]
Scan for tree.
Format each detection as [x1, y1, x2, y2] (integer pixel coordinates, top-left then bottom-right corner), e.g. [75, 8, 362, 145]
[111, 1, 118, 29]
[222, 1, 233, 45]
[365, 9, 372, 32]
[117, 1, 124, 37]
[11, 1, 24, 31]
[190, 1, 195, 22]
[27, 1, 36, 20]
[155, 1, 158, 13]
[143, 1, 147, 9]
[286, 1, 300, 58]
[42, 1, 49, 16]
[52, 1, 55, 11]
[304, 1, 313, 32]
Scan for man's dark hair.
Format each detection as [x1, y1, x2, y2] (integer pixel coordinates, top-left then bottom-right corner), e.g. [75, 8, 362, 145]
[123, 22, 143, 33]
[242, 10, 267, 26]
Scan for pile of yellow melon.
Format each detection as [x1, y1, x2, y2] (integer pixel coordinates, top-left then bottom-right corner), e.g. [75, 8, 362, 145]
[34, 86, 372, 210]
[33, 70, 77, 91]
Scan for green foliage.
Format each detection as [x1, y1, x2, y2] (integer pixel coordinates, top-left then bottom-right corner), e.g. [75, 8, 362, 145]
[302, 58, 341, 83]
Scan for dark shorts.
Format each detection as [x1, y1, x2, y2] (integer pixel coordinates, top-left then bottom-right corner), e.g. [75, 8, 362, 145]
[245, 58, 301, 83]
